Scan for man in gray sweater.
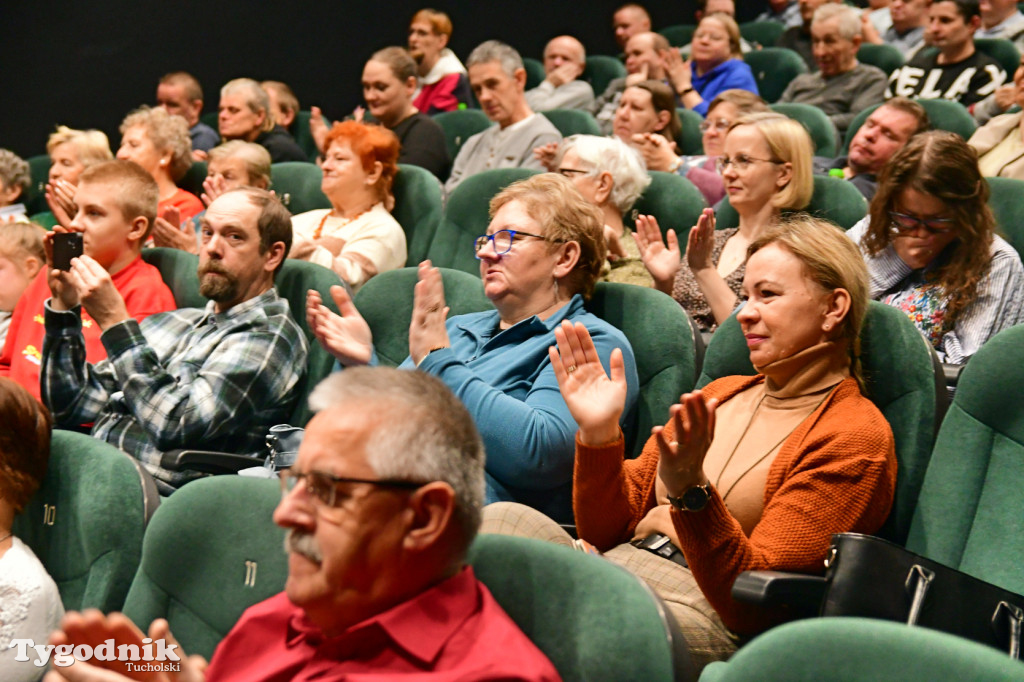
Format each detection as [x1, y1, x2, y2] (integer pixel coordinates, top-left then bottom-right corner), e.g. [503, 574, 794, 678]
[778, 4, 888, 140]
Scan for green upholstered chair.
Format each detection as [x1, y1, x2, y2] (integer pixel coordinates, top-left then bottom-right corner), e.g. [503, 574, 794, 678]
[24, 154, 52, 215]
[30, 211, 60, 230]
[584, 55, 627, 96]
[270, 161, 330, 214]
[975, 39, 1021, 79]
[523, 57, 546, 90]
[699, 617, 1024, 681]
[586, 282, 703, 456]
[625, 171, 708, 251]
[13, 430, 160, 613]
[141, 247, 205, 308]
[715, 175, 868, 232]
[353, 266, 493, 367]
[392, 163, 444, 265]
[744, 48, 808, 103]
[177, 160, 207, 197]
[739, 20, 784, 48]
[541, 109, 603, 137]
[770, 102, 838, 158]
[291, 110, 321, 162]
[434, 109, 493, 161]
[844, 99, 977, 152]
[698, 301, 942, 545]
[200, 111, 218, 130]
[986, 177, 1024, 260]
[659, 24, 697, 48]
[428, 167, 540, 275]
[857, 43, 904, 75]
[677, 107, 706, 156]
[122, 476, 285, 661]
[470, 534, 694, 681]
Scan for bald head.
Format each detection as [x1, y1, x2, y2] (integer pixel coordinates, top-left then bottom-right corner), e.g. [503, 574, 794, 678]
[614, 4, 652, 49]
[543, 35, 587, 77]
[700, 0, 736, 17]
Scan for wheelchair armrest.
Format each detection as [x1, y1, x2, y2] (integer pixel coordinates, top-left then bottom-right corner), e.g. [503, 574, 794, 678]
[732, 570, 827, 615]
[160, 449, 267, 475]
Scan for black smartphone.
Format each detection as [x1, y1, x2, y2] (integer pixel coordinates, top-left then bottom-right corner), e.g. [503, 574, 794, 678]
[52, 232, 83, 271]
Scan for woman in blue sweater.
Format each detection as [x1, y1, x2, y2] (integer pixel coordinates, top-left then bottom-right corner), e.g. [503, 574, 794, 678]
[670, 13, 758, 117]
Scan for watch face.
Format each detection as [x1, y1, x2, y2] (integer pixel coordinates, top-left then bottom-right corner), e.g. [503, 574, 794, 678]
[682, 485, 710, 511]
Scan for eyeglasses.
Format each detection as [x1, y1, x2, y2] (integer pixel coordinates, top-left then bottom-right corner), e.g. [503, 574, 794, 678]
[280, 468, 425, 508]
[473, 229, 563, 258]
[557, 167, 591, 178]
[699, 118, 731, 134]
[888, 211, 956, 235]
[715, 154, 783, 174]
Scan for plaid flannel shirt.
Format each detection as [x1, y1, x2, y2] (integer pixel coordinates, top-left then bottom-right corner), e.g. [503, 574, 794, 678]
[41, 288, 307, 489]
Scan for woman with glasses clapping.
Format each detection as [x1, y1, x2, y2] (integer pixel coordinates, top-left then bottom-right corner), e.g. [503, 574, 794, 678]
[305, 173, 639, 523]
[637, 112, 814, 332]
[846, 131, 1024, 364]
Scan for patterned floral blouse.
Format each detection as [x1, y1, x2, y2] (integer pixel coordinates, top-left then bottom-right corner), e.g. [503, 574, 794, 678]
[671, 228, 744, 332]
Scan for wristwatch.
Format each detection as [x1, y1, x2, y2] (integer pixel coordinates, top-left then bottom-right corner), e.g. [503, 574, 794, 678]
[667, 483, 711, 512]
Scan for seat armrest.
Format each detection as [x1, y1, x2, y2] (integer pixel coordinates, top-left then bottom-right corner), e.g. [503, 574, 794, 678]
[732, 570, 827, 616]
[160, 449, 266, 475]
[942, 362, 963, 389]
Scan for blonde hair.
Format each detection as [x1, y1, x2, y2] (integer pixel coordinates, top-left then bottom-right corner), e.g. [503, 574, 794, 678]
[46, 126, 113, 165]
[701, 12, 743, 59]
[78, 160, 160, 240]
[730, 112, 814, 210]
[489, 174, 606, 300]
[120, 106, 194, 181]
[0, 222, 46, 263]
[208, 140, 272, 189]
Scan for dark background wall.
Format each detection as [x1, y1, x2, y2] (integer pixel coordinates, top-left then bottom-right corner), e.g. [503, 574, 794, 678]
[2, 0, 767, 159]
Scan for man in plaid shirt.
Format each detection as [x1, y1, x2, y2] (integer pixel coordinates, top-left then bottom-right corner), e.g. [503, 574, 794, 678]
[41, 188, 308, 493]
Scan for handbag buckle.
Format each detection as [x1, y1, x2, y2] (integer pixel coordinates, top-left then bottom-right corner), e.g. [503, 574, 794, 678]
[992, 601, 1024, 659]
[904, 564, 935, 626]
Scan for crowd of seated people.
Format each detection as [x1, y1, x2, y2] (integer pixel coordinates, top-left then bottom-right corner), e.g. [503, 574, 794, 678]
[5, 2, 1024, 678]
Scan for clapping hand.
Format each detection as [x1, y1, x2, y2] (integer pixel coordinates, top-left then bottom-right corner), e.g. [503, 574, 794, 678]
[549, 320, 627, 446]
[631, 132, 680, 172]
[633, 214, 682, 294]
[306, 285, 373, 366]
[409, 260, 451, 365]
[45, 178, 77, 228]
[654, 391, 717, 498]
[532, 142, 560, 171]
[686, 208, 716, 274]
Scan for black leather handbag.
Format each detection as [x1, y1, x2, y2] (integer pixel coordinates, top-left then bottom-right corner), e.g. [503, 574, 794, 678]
[821, 532, 1024, 658]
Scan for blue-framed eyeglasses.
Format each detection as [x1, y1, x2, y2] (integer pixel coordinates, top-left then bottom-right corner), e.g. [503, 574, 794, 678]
[473, 229, 563, 258]
[888, 211, 956, 235]
[280, 468, 425, 508]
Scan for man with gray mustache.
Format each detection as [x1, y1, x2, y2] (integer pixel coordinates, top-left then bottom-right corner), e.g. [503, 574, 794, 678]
[46, 368, 560, 681]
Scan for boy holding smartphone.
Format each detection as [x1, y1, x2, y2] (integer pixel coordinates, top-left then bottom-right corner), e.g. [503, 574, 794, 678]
[0, 160, 175, 399]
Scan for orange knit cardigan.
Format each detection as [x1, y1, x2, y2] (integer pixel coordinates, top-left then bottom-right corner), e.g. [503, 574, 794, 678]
[573, 374, 897, 635]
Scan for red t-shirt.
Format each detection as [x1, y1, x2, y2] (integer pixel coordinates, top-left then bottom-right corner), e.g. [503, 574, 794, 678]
[413, 73, 464, 115]
[159, 188, 204, 223]
[203, 567, 561, 682]
[0, 256, 176, 399]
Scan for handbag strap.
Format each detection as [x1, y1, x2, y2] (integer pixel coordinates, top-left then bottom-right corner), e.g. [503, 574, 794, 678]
[904, 564, 935, 626]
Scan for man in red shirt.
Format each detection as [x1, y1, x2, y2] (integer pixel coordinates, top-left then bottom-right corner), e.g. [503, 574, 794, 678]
[0, 160, 175, 399]
[46, 368, 561, 682]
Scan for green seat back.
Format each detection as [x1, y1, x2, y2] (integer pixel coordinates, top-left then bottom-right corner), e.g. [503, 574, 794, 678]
[353, 266, 493, 366]
[698, 302, 940, 545]
[291, 110, 321, 163]
[540, 109, 602, 137]
[25, 154, 51, 215]
[141, 247, 205, 308]
[626, 170, 708, 251]
[975, 38, 1021, 79]
[470, 534, 691, 681]
[583, 55, 627, 97]
[523, 57, 546, 90]
[271, 161, 330, 214]
[677, 107, 706, 155]
[659, 24, 696, 48]
[200, 111, 218, 130]
[906, 324, 1024, 591]
[177, 160, 207, 197]
[700, 617, 1024, 681]
[739, 20, 785, 48]
[122, 477, 285, 661]
[392, 163, 444, 265]
[771, 102, 838, 158]
[428, 167, 540, 275]
[844, 99, 977, 152]
[716, 175, 868, 231]
[30, 211, 60, 230]
[13, 430, 158, 612]
[434, 109, 493, 161]
[985, 177, 1024, 260]
[744, 48, 809, 102]
[586, 282, 701, 455]
[857, 43, 904, 75]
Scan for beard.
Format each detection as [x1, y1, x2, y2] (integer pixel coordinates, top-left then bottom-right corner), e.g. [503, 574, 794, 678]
[198, 260, 240, 302]
[285, 529, 323, 564]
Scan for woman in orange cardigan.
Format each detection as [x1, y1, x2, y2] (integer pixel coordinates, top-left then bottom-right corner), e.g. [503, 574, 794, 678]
[483, 215, 897, 669]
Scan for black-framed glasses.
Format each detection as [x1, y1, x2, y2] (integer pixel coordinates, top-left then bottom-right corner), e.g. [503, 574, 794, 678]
[557, 167, 591, 178]
[280, 468, 425, 508]
[888, 211, 956, 235]
[699, 118, 731, 134]
[715, 154, 783, 174]
[473, 229, 562, 258]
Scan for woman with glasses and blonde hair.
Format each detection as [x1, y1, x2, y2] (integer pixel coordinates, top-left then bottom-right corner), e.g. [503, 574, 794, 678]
[306, 174, 639, 523]
[847, 130, 1024, 364]
[637, 112, 814, 331]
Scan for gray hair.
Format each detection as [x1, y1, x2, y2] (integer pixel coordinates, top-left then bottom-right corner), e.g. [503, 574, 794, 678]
[0, 150, 30, 199]
[467, 40, 524, 80]
[308, 368, 486, 555]
[557, 135, 650, 215]
[813, 4, 862, 40]
[220, 78, 275, 134]
[208, 140, 272, 190]
[119, 106, 194, 181]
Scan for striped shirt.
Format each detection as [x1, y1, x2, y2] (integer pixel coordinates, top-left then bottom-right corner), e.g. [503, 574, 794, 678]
[848, 218, 1024, 364]
[41, 288, 307, 490]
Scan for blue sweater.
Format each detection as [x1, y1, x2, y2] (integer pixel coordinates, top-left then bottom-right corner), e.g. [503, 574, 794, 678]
[403, 295, 639, 523]
[691, 59, 759, 116]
